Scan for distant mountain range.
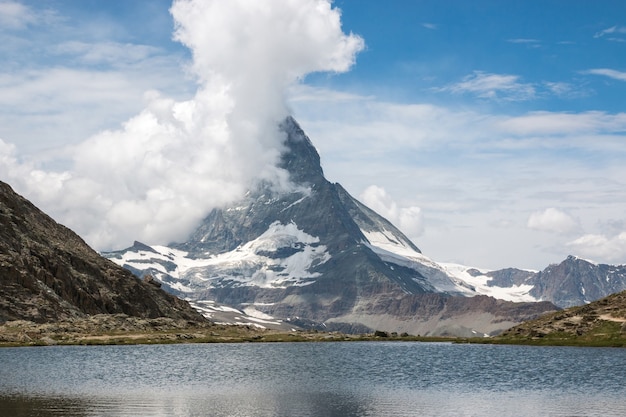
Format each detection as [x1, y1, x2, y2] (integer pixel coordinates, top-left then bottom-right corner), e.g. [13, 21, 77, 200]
[463, 256, 626, 308]
[0, 180, 204, 324]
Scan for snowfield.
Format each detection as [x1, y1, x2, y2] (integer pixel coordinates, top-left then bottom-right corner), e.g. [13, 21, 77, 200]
[110, 221, 330, 290]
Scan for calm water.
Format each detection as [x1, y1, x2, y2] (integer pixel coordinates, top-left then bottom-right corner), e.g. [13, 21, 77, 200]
[1, 342, 625, 416]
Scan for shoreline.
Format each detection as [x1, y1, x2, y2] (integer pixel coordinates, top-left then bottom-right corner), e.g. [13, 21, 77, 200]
[1, 316, 625, 348]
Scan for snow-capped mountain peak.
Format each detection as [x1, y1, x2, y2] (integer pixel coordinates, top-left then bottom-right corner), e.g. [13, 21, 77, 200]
[104, 117, 594, 336]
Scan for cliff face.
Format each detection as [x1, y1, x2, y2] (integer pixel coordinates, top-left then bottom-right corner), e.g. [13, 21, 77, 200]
[0, 181, 205, 324]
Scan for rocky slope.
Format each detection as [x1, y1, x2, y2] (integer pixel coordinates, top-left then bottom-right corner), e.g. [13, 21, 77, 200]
[106, 117, 556, 336]
[0, 181, 205, 324]
[500, 289, 626, 346]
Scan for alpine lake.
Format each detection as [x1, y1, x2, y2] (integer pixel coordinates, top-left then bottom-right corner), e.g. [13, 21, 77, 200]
[1, 341, 625, 417]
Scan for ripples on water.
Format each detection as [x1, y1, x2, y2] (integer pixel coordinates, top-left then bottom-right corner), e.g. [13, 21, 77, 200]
[1, 342, 625, 416]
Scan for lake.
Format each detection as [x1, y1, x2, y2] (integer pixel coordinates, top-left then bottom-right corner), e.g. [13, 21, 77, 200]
[1, 342, 625, 416]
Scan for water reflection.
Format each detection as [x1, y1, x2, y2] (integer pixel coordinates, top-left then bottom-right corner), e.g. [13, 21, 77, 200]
[0, 395, 89, 417]
[3, 389, 624, 417]
[1, 342, 626, 417]
[0, 391, 373, 417]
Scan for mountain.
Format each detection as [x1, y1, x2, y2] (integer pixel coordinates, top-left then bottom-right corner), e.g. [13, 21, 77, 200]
[0, 180, 205, 324]
[499, 289, 626, 346]
[448, 256, 626, 308]
[106, 117, 556, 336]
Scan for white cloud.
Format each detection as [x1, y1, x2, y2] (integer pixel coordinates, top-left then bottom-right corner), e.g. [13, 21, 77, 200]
[0, 1, 58, 31]
[594, 25, 626, 38]
[3, 0, 364, 250]
[0, 67, 189, 154]
[567, 232, 626, 263]
[0, 1, 34, 29]
[527, 208, 579, 234]
[543, 81, 575, 97]
[422, 23, 437, 30]
[438, 71, 536, 101]
[507, 38, 541, 49]
[495, 111, 626, 137]
[360, 185, 424, 238]
[507, 38, 540, 44]
[53, 41, 163, 66]
[583, 68, 626, 82]
[437, 72, 589, 102]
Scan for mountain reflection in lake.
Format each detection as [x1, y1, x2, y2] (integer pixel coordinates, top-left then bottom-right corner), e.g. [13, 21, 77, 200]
[1, 342, 625, 417]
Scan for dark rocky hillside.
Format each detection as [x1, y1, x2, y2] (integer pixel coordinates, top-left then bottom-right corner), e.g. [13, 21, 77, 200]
[0, 180, 205, 324]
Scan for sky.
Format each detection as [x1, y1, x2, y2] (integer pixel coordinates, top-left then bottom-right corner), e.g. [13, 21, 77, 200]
[1, 0, 626, 270]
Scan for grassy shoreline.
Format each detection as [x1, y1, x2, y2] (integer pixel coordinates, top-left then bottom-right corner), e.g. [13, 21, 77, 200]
[2, 320, 624, 348]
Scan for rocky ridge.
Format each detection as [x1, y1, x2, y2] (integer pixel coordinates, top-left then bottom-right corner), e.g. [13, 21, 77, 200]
[479, 255, 626, 308]
[0, 180, 205, 324]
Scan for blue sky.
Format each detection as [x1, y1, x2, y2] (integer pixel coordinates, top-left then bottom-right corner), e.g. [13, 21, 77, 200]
[321, 1, 626, 112]
[1, 0, 626, 269]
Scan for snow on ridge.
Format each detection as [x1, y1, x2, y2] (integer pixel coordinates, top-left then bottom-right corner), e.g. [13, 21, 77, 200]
[110, 221, 330, 290]
[361, 228, 540, 303]
[569, 255, 599, 266]
[440, 263, 538, 303]
[361, 228, 474, 295]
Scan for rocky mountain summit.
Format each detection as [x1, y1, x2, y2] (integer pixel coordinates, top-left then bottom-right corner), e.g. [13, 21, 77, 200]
[0, 180, 205, 324]
[107, 117, 557, 336]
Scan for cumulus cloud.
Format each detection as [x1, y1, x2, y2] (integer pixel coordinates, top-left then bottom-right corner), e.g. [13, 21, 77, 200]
[527, 208, 579, 234]
[360, 185, 424, 238]
[567, 233, 626, 263]
[4, 0, 364, 250]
